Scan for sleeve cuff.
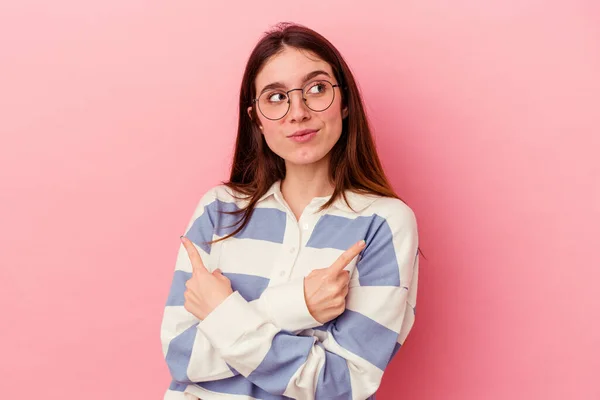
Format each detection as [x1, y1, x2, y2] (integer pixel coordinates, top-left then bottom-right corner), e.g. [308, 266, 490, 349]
[197, 291, 267, 349]
[262, 277, 322, 332]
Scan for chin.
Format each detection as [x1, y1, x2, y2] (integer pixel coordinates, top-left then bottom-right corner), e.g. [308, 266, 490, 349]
[286, 157, 323, 166]
[282, 148, 331, 166]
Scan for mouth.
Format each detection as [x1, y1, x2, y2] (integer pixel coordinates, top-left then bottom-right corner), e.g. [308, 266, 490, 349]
[288, 129, 319, 143]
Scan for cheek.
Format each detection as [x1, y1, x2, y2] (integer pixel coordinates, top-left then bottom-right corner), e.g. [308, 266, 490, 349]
[257, 112, 282, 133]
[321, 108, 344, 137]
[321, 97, 344, 125]
[260, 123, 285, 150]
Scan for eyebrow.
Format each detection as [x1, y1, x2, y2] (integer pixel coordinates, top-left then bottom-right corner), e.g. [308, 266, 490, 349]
[258, 70, 332, 96]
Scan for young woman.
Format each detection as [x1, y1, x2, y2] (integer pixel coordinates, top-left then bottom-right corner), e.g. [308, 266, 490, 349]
[160, 22, 421, 400]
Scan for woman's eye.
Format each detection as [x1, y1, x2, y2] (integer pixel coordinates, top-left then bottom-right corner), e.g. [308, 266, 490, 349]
[268, 92, 287, 102]
[307, 83, 325, 94]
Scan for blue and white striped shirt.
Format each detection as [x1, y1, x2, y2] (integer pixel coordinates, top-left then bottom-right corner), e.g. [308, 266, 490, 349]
[161, 179, 419, 400]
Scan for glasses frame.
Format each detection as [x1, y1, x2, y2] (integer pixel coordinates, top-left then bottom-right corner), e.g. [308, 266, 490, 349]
[252, 79, 343, 121]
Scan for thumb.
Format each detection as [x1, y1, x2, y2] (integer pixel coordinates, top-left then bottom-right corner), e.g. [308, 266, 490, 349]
[214, 269, 231, 286]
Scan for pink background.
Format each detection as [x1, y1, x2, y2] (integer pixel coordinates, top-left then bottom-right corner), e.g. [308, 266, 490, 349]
[1, 1, 599, 399]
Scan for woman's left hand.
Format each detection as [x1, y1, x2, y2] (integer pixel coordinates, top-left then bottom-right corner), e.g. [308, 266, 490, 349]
[180, 236, 233, 320]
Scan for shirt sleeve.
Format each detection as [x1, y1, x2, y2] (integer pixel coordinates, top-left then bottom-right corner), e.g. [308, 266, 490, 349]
[197, 201, 420, 399]
[160, 189, 323, 389]
[163, 381, 198, 399]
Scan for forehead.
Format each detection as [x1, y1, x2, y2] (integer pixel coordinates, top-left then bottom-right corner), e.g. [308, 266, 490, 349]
[254, 46, 334, 90]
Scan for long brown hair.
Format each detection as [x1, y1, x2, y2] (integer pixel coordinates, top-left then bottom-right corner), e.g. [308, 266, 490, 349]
[212, 22, 425, 259]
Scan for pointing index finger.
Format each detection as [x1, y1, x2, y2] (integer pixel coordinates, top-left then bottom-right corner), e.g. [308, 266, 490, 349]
[329, 240, 366, 273]
[180, 236, 208, 274]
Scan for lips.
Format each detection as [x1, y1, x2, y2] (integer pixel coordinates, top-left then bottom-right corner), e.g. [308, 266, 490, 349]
[289, 129, 318, 138]
[289, 129, 318, 143]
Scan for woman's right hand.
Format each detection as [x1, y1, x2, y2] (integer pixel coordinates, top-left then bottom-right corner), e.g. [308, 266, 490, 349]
[303, 240, 366, 324]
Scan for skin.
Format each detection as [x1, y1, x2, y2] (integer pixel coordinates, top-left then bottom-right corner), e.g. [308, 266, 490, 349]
[182, 46, 363, 323]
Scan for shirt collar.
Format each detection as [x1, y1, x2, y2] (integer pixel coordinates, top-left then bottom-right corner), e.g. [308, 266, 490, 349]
[257, 180, 378, 213]
[256, 179, 282, 203]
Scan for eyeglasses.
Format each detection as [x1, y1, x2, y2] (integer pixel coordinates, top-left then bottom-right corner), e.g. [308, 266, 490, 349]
[252, 80, 342, 121]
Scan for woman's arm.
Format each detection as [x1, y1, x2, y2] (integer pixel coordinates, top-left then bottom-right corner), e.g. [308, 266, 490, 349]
[196, 200, 419, 399]
[161, 247, 323, 383]
[161, 190, 324, 386]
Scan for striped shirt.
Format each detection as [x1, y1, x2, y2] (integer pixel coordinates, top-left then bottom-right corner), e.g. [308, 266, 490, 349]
[161, 179, 420, 400]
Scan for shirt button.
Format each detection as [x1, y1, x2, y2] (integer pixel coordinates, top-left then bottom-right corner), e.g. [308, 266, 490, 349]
[279, 270, 286, 277]
[289, 247, 296, 254]
[302, 223, 309, 230]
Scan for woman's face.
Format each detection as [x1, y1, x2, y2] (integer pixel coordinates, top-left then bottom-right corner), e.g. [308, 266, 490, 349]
[249, 46, 348, 167]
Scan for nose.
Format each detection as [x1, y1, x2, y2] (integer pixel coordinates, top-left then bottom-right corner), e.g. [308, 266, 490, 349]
[287, 89, 311, 123]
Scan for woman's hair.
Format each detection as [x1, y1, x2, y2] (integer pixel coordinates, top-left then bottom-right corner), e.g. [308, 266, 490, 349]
[211, 22, 425, 259]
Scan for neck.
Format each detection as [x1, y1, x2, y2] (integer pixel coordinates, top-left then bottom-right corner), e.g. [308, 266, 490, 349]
[280, 156, 334, 203]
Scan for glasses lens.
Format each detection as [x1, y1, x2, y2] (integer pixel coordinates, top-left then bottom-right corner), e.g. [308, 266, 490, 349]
[304, 81, 335, 112]
[258, 90, 289, 120]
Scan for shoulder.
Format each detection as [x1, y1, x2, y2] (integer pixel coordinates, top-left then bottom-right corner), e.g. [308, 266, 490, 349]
[185, 184, 245, 232]
[362, 195, 418, 236]
[358, 194, 417, 224]
[196, 183, 243, 208]
[369, 196, 417, 221]
[184, 184, 242, 226]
